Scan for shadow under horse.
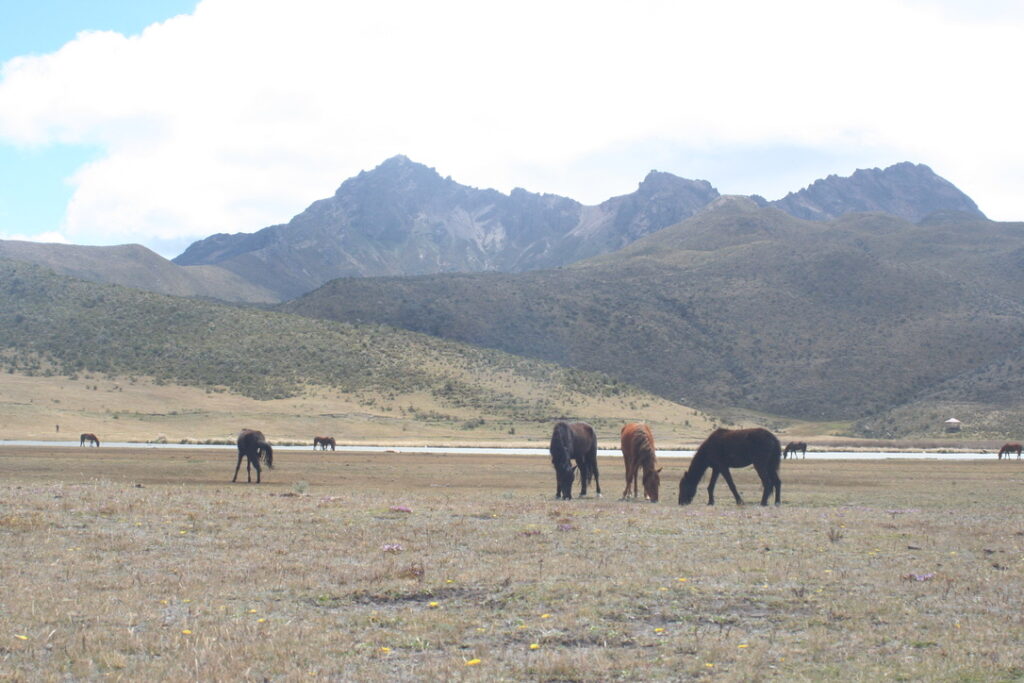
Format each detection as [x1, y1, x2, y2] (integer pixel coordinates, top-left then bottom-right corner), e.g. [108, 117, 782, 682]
[233, 429, 274, 483]
[679, 427, 782, 506]
[550, 421, 601, 500]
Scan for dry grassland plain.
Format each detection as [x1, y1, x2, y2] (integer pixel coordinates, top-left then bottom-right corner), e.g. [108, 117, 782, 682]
[0, 372, 717, 448]
[1, 446, 1023, 681]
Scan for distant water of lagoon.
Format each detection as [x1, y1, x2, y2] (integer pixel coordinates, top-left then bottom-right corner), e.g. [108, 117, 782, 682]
[0, 440, 1002, 461]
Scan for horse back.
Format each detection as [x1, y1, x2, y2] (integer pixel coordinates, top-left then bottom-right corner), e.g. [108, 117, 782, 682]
[569, 421, 597, 459]
[237, 429, 265, 452]
[710, 427, 780, 469]
[621, 422, 655, 465]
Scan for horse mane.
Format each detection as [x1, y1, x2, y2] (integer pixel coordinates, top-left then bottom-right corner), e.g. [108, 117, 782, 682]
[550, 422, 573, 469]
[682, 428, 725, 482]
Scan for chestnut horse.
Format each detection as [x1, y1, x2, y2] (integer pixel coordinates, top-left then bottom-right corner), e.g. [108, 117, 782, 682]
[233, 429, 274, 483]
[620, 422, 661, 502]
[679, 427, 782, 506]
[549, 421, 601, 500]
[998, 443, 1022, 460]
[783, 441, 807, 459]
[313, 436, 336, 451]
[79, 433, 100, 447]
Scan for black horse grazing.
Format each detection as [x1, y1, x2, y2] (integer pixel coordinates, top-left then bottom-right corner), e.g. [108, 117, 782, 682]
[550, 421, 601, 500]
[998, 443, 1022, 460]
[783, 441, 807, 459]
[233, 429, 274, 483]
[313, 436, 336, 451]
[678, 427, 782, 506]
[79, 433, 100, 447]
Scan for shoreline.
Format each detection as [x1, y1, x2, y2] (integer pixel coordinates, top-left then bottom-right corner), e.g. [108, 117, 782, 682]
[0, 439, 1007, 458]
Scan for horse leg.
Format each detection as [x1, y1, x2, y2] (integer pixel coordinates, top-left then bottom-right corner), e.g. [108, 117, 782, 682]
[706, 469, 719, 505]
[622, 459, 636, 500]
[718, 468, 744, 505]
[591, 457, 601, 498]
[232, 452, 244, 482]
[252, 455, 262, 484]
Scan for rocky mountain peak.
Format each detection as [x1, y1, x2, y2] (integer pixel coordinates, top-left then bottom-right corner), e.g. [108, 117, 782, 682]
[771, 162, 985, 223]
[635, 170, 715, 199]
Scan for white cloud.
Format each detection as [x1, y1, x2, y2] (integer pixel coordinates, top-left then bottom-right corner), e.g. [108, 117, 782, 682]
[0, 231, 71, 244]
[0, 0, 1022, 253]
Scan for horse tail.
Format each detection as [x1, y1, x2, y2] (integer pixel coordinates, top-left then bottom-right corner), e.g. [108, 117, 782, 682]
[260, 441, 274, 469]
[769, 436, 782, 471]
[583, 424, 598, 488]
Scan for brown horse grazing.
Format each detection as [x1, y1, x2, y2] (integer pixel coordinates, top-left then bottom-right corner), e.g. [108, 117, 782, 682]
[233, 429, 274, 483]
[620, 422, 661, 502]
[313, 436, 336, 451]
[998, 443, 1023, 460]
[678, 427, 782, 506]
[549, 421, 601, 500]
[783, 441, 807, 459]
[79, 433, 100, 447]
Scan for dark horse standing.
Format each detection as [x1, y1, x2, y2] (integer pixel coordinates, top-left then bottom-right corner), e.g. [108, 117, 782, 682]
[783, 441, 807, 459]
[550, 421, 601, 500]
[233, 429, 274, 483]
[620, 422, 661, 502]
[79, 433, 100, 447]
[678, 427, 782, 506]
[313, 436, 336, 451]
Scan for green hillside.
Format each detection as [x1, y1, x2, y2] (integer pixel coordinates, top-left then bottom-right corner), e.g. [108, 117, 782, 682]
[0, 258, 687, 432]
[282, 198, 1024, 435]
[0, 239, 277, 303]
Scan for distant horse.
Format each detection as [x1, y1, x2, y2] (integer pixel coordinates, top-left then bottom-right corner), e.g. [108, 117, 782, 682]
[550, 421, 601, 500]
[233, 429, 274, 483]
[678, 427, 782, 506]
[620, 422, 661, 502]
[783, 441, 807, 459]
[998, 443, 1022, 460]
[79, 433, 100, 447]
[313, 436, 336, 451]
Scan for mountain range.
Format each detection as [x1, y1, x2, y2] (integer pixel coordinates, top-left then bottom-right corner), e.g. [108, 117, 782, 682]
[0, 158, 983, 305]
[281, 198, 1024, 431]
[172, 157, 984, 301]
[0, 156, 1016, 434]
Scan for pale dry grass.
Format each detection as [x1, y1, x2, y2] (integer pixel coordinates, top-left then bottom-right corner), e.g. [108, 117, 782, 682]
[0, 373, 717, 447]
[1, 447, 1024, 681]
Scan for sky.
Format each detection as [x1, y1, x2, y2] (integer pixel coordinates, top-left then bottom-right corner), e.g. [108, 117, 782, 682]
[1, 0, 1023, 258]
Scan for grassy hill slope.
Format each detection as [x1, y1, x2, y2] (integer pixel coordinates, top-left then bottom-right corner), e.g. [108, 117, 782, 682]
[282, 199, 1024, 433]
[0, 259, 713, 443]
[0, 239, 278, 303]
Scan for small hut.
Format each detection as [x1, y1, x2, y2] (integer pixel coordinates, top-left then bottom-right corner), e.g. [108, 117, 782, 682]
[944, 418, 962, 433]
